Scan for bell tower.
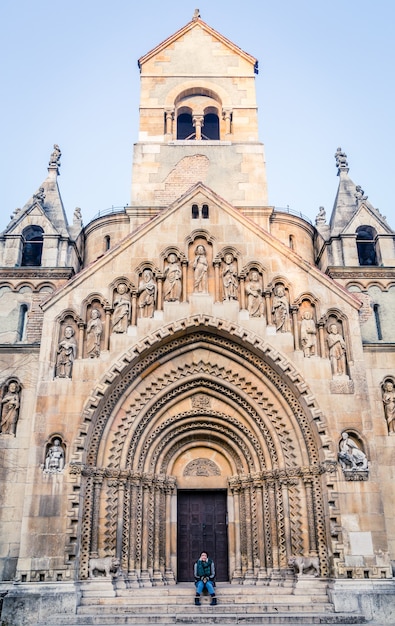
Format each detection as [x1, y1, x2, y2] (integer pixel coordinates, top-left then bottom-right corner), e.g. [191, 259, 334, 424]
[131, 11, 268, 216]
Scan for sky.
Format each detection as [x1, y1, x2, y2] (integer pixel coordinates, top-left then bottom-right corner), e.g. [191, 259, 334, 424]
[1, 0, 394, 232]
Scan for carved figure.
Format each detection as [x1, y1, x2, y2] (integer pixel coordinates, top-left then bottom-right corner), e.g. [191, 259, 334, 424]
[272, 285, 290, 332]
[86, 309, 103, 358]
[44, 439, 65, 472]
[49, 143, 61, 167]
[222, 253, 238, 301]
[382, 380, 395, 434]
[88, 556, 120, 578]
[0, 381, 20, 436]
[355, 185, 368, 202]
[33, 187, 45, 205]
[193, 245, 208, 293]
[73, 207, 82, 224]
[300, 311, 317, 357]
[288, 556, 319, 576]
[338, 432, 368, 470]
[335, 146, 348, 170]
[245, 271, 264, 317]
[55, 326, 77, 378]
[112, 284, 131, 333]
[138, 269, 157, 318]
[327, 323, 347, 376]
[163, 254, 182, 303]
[315, 206, 326, 225]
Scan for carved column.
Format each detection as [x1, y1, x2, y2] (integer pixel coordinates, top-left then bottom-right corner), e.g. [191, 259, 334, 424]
[104, 306, 111, 349]
[318, 318, 326, 358]
[165, 109, 174, 136]
[262, 480, 273, 569]
[192, 115, 204, 140]
[77, 322, 85, 359]
[304, 478, 318, 554]
[239, 276, 246, 310]
[140, 476, 152, 585]
[131, 291, 137, 326]
[267, 481, 279, 569]
[91, 472, 104, 557]
[128, 474, 141, 576]
[290, 305, 299, 351]
[264, 289, 272, 325]
[181, 261, 188, 303]
[157, 277, 163, 312]
[222, 108, 232, 135]
[214, 260, 220, 302]
[152, 477, 164, 584]
[229, 478, 242, 581]
[242, 477, 255, 581]
[119, 476, 130, 572]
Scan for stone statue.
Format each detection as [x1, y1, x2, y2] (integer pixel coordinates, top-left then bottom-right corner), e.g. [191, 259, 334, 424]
[138, 269, 157, 318]
[327, 323, 347, 376]
[382, 380, 395, 434]
[0, 381, 20, 436]
[355, 185, 368, 203]
[315, 206, 326, 225]
[335, 146, 348, 171]
[73, 207, 82, 225]
[272, 285, 290, 332]
[112, 284, 131, 333]
[163, 254, 182, 303]
[222, 253, 238, 301]
[49, 144, 61, 168]
[338, 432, 368, 470]
[193, 245, 208, 293]
[300, 310, 317, 357]
[33, 187, 45, 205]
[55, 325, 77, 378]
[86, 309, 103, 357]
[44, 439, 65, 472]
[245, 271, 264, 317]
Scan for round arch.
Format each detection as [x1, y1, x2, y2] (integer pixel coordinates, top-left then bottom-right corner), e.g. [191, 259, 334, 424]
[71, 315, 335, 583]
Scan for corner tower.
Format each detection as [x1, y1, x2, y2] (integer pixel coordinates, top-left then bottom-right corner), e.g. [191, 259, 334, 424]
[131, 11, 268, 217]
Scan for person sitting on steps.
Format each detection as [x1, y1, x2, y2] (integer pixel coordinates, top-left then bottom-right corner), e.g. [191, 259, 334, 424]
[194, 551, 217, 605]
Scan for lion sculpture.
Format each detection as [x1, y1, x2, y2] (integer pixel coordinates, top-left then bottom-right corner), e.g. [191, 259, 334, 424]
[88, 556, 120, 578]
[288, 555, 319, 576]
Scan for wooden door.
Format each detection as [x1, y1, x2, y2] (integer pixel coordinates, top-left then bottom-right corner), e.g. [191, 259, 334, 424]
[177, 490, 228, 582]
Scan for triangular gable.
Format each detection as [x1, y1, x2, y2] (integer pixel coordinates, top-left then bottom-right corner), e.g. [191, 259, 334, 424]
[138, 17, 257, 71]
[4, 202, 62, 237]
[342, 202, 394, 236]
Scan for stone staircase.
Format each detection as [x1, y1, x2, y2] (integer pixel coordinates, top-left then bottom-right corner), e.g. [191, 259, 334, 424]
[35, 579, 367, 625]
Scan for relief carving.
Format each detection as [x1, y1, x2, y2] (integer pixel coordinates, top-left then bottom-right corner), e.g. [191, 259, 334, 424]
[86, 309, 103, 358]
[138, 269, 157, 318]
[163, 254, 182, 303]
[272, 284, 290, 332]
[222, 253, 238, 301]
[338, 432, 368, 472]
[0, 380, 20, 436]
[112, 283, 131, 333]
[382, 379, 395, 435]
[245, 271, 264, 318]
[55, 325, 77, 377]
[327, 323, 347, 377]
[184, 458, 221, 476]
[44, 438, 65, 473]
[193, 245, 208, 293]
[300, 310, 317, 358]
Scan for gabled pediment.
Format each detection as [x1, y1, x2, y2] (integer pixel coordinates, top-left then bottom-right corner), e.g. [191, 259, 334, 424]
[138, 17, 257, 73]
[341, 202, 393, 236]
[4, 202, 61, 237]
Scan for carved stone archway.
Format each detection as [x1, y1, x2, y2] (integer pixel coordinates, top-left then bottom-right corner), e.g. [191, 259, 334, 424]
[69, 316, 336, 583]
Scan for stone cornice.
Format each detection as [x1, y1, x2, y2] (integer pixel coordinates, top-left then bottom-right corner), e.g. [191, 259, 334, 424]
[0, 267, 74, 281]
[326, 266, 395, 280]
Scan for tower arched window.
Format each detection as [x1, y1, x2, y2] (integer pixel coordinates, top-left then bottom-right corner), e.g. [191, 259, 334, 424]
[21, 225, 44, 266]
[192, 204, 199, 219]
[177, 113, 194, 140]
[373, 303, 383, 340]
[356, 226, 378, 266]
[17, 304, 28, 341]
[104, 235, 111, 251]
[202, 204, 209, 219]
[203, 113, 219, 140]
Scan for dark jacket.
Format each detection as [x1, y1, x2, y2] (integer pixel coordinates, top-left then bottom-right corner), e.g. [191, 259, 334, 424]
[194, 558, 215, 581]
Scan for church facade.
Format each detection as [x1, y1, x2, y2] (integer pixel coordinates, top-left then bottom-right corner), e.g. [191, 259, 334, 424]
[0, 12, 394, 625]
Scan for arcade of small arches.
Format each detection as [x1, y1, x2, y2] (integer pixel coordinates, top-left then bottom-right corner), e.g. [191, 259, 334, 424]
[67, 318, 340, 585]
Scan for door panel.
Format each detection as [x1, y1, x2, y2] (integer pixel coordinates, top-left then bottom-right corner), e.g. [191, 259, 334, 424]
[177, 490, 228, 582]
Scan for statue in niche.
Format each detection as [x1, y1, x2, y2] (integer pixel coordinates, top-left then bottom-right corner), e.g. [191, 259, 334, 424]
[382, 380, 395, 434]
[245, 271, 264, 318]
[327, 323, 347, 376]
[0, 381, 20, 436]
[193, 244, 208, 293]
[86, 308, 103, 358]
[222, 253, 238, 301]
[300, 310, 317, 357]
[163, 254, 182, 303]
[138, 269, 157, 318]
[44, 439, 65, 473]
[272, 285, 290, 332]
[55, 325, 77, 378]
[338, 432, 368, 471]
[112, 283, 131, 333]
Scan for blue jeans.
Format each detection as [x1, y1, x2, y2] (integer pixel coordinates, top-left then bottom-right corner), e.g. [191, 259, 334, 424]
[196, 579, 215, 595]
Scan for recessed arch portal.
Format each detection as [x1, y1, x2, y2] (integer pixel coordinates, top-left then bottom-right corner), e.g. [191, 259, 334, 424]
[71, 315, 334, 584]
